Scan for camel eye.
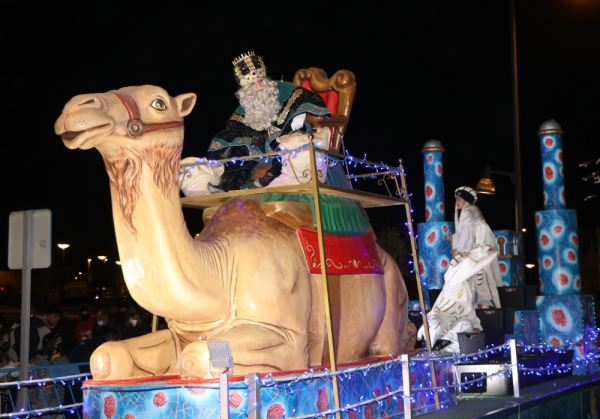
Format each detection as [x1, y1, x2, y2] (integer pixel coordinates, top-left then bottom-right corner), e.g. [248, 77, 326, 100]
[151, 98, 167, 111]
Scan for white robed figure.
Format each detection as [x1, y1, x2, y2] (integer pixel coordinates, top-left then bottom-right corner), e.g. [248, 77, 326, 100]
[418, 186, 503, 353]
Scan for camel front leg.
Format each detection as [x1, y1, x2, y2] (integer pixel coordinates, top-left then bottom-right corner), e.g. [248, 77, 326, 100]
[90, 329, 177, 380]
[180, 323, 308, 378]
[370, 246, 416, 355]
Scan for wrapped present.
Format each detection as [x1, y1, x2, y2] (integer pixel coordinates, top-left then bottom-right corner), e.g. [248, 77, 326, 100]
[496, 257, 525, 286]
[512, 310, 540, 345]
[493, 229, 522, 257]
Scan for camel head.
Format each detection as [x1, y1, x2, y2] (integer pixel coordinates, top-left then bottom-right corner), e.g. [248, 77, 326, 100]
[55, 85, 197, 236]
[54, 85, 196, 154]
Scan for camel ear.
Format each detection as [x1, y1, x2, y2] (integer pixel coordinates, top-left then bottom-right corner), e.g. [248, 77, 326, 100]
[175, 93, 197, 117]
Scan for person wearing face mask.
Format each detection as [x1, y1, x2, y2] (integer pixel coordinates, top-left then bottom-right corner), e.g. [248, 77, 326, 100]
[119, 305, 150, 340]
[44, 306, 77, 357]
[74, 306, 95, 345]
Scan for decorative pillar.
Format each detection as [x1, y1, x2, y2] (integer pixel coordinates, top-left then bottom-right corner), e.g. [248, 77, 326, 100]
[535, 120, 581, 294]
[534, 119, 595, 374]
[416, 140, 453, 309]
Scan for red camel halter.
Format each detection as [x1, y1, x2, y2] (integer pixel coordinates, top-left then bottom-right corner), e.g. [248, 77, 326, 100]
[112, 92, 184, 137]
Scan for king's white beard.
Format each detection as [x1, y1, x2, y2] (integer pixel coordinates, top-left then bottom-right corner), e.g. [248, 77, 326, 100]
[237, 79, 281, 131]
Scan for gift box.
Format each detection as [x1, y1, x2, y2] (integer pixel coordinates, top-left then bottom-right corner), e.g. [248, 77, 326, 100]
[493, 229, 522, 257]
[512, 310, 540, 346]
[496, 257, 525, 286]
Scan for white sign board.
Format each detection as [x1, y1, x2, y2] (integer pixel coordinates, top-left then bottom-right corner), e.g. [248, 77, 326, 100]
[8, 209, 52, 269]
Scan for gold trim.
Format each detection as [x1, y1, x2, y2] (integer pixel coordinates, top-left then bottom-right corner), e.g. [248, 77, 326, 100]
[277, 88, 304, 125]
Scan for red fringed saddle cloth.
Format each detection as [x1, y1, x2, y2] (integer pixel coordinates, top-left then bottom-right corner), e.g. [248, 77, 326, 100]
[297, 228, 383, 275]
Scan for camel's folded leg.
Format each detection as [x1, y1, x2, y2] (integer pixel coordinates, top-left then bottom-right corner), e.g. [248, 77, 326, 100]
[370, 246, 415, 355]
[180, 323, 308, 378]
[90, 329, 177, 380]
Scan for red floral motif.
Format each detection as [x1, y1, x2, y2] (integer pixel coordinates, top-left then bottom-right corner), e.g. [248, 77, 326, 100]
[348, 411, 359, 419]
[442, 224, 448, 234]
[554, 225, 562, 234]
[373, 388, 381, 397]
[552, 308, 567, 327]
[425, 208, 431, 221]
[545, 165, 554, 181]
[575, 278, 582, 289]
[550, 337, 561, 347]
[440, 259, 448, 269]
[558, 151, 563, 162]
[541, 234, 550, 247]
[567, 250, 576, 261]
[427, 154, 433, 162]
[229, 391, 242, 408]
[153, 391, 167, 407]
[436, 164, 443, 176]
[365, 404, 374, 419]
[317, 388, 329, 411]
[425, 184, 433, 198]
[439, 202, 445, 212]
[124, 415, 135, 419]
[535, 214, 541, 225]
[499, 262, 507, 273]
[544, 137, 554, 147]
[418, 261, 425, 275]
[572, 235, 579, 245]
[267, 403, 285, 419]
[426, 231, 437, 245]
[103, 395, 116, 419]
[558, 273, 569, 287]
[544, 258, 552, 268]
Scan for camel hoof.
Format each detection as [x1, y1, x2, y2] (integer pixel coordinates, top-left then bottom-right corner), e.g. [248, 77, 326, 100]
[180, 341, 213, 378]
[90, 342, 134, 380]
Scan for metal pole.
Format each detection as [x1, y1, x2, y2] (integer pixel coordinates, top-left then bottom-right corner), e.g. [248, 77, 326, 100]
[509, 338, 520, 398]
[16, 210, 33, 411]
[246, 373, 261, 419]
[308, 141, 341, 418]
[219, 372, 230, 418]
[396, 161, 440, 410]
[401, 354, 412, 419]
[511, 0, 524, 235]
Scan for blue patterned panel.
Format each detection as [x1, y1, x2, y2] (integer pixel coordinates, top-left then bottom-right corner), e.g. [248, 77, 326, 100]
[539, 132, 566, 209]
[422, 150, 446, 222]
[512, 310, 540, 345]
[497, 257, 524, 286]
[417, 221, 454, 296]
[535, 209, 581, 295]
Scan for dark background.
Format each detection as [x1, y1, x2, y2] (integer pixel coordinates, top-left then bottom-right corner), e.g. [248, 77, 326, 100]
[1, 1, 599, 277]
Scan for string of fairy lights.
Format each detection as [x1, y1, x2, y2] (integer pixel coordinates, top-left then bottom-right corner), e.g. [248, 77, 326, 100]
[0, 332, 598, 416]
[2, 148, 594, 416]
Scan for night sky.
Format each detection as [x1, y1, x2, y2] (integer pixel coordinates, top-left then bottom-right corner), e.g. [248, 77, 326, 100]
[1, 1, 599, 273]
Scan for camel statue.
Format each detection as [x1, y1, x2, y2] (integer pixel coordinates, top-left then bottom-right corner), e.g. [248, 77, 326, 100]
[54, 85, 416, 380]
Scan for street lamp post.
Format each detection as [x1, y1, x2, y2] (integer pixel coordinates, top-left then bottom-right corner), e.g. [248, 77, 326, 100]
[511, 0, 524, 235]
[57, 243, 71, 264]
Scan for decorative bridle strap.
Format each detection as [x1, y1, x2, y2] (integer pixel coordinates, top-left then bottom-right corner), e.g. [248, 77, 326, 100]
[112, 92, 184, 137]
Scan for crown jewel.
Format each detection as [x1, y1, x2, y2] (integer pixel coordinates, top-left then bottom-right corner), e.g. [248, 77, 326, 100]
[232, 51, 267, 86]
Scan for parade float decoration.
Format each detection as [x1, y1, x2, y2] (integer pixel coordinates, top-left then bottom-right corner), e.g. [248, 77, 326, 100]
[55, 78, 458, 417]
[416, 140, 453, 309]
[534, 119, 597, 374]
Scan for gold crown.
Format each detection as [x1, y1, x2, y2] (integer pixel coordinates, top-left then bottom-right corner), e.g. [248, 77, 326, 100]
[232, 51, 267, 86]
